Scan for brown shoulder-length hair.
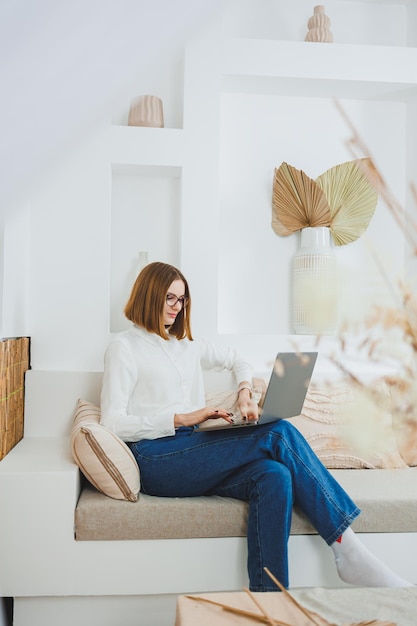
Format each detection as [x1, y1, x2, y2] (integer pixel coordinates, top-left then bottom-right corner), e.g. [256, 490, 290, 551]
[124, 261, 193, 340]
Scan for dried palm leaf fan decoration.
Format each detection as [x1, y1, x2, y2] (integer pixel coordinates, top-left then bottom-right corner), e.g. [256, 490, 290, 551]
[272, 159, 377, 245]
[316, 158, 378, 245]
[272, 162, 331, 236]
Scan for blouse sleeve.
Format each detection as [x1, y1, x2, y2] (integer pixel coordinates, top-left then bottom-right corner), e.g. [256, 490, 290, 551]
[198, 338, 253, 385]
[100, 338, 176, 442]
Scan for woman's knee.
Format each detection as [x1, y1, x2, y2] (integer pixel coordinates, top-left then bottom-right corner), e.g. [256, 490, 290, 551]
[270, 419, 298, 437]
[267, 419, 308, 449]
[249, 459, 293, 498]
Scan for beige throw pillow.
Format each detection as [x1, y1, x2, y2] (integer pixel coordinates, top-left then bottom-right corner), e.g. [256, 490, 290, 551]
[71, 399, 140, 502]
[395, 428, 417, 467]
[288, 385, 407, 469]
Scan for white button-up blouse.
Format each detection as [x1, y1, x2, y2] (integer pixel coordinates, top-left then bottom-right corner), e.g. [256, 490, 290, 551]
[100, 325, 253, 442]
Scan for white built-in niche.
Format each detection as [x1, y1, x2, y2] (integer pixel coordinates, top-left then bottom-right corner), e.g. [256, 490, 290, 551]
[110, 164, 181, 333]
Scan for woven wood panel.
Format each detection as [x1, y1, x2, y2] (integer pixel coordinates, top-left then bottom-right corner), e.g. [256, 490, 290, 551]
[0, 337, 30, 461]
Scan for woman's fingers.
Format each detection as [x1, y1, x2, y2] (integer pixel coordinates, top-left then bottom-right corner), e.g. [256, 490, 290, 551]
[206, 407, 233, 423]
[238, 400, 259, 422]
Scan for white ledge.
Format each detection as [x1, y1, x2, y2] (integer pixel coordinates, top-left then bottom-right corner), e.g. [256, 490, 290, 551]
[221, 39, 417, 100]
[110, 126, 184, 171]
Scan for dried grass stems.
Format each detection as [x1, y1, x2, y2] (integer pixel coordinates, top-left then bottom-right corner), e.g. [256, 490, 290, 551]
[330, 101, 417, 459]
[334, 99, 417, 257]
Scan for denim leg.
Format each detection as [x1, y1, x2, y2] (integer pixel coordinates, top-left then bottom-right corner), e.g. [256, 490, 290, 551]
[213, 459, 294, 591]
[262, 420, 361, 545]
[130, 420, 360, 589]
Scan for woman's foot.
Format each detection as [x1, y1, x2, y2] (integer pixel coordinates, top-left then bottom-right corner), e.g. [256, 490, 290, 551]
[331, 528, 413, 588]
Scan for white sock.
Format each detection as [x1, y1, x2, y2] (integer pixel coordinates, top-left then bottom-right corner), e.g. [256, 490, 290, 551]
[331, 528, 413, 588]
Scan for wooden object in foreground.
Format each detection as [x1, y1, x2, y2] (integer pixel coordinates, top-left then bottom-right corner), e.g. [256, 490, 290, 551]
[183, 569, 397, 625]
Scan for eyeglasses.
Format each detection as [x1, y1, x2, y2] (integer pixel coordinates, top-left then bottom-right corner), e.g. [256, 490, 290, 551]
[166, 293, 189, 308]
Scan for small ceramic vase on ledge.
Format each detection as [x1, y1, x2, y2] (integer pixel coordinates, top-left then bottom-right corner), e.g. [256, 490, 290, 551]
[128, 95, 164, 127]
[305, 5, 333, 43]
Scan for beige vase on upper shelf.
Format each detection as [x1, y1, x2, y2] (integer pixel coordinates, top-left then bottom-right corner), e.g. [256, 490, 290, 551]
[305, 5, 333, 43]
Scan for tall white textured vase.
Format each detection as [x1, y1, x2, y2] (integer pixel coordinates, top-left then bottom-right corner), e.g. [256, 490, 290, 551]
[292, 227, 338, 334]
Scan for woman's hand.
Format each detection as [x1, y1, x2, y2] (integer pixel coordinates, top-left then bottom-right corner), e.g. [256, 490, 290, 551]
[237, 388, 259, 423]
[174, 407, 233, 428]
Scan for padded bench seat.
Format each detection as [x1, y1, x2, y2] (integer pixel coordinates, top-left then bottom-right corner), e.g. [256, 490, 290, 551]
[3, 370, 417, 626]
[75, 466, 417, 541]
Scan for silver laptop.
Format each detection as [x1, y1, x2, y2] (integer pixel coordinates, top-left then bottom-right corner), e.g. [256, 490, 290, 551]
[199, 352, 318, 431]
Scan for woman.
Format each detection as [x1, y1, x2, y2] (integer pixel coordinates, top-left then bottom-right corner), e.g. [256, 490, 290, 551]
[101, 261, 411, 591]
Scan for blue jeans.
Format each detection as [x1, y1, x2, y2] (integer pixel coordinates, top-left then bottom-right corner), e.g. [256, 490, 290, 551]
[129, 420, 360, 591]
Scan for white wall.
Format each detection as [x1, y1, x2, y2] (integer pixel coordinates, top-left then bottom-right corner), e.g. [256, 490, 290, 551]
[0, 0, 221, 368]
[0, 0, 414, 375]
[0, 0, 219, 207]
